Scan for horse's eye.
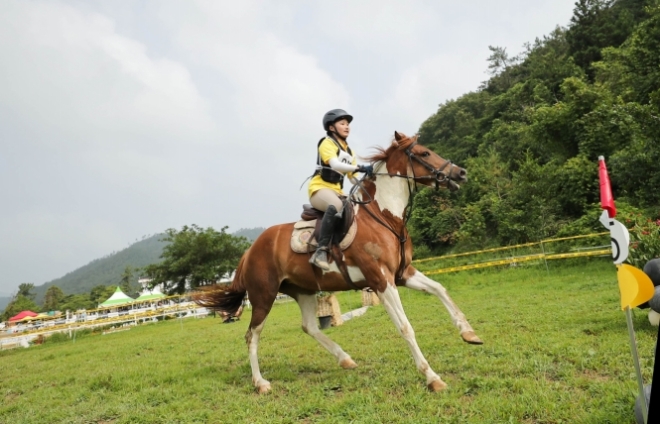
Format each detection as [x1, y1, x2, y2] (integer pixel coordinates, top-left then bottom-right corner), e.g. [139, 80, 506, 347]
[421, 151, 430, 158]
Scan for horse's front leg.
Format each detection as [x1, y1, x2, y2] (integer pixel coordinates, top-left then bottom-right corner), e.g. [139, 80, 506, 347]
[402, 267, 483, 345]
[377, 281, 447, 392]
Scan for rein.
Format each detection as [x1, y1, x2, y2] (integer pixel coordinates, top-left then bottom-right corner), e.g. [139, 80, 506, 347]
[348, 138, 456, 283]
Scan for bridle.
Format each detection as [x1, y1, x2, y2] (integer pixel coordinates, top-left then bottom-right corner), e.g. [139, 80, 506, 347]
[404, 140, 457, 190]
[348, 136, 458, 283]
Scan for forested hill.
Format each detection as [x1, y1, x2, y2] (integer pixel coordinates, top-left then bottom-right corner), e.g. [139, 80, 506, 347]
[232, 227, 266, 242]
[32, 227, 265, 302]
[410, 0, 660, 256]
[33, 234, 169, 302]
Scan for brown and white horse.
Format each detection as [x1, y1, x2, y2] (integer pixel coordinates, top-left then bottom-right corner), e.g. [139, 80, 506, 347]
[195, 131, 482, 394]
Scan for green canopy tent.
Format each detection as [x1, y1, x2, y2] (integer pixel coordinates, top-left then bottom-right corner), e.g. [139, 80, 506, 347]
[99, 287, 135, 308]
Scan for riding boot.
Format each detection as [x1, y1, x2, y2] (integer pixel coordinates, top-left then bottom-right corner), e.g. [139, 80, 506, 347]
[309, 205, 339, 271]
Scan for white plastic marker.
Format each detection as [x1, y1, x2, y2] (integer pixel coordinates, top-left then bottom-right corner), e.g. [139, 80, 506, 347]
[598, 156, 654, 424]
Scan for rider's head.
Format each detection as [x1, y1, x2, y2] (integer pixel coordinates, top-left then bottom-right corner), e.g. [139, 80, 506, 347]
[323, 109, 352, 141]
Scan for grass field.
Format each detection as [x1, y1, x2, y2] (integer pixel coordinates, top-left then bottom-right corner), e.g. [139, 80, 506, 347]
[1, 259, 657, 423]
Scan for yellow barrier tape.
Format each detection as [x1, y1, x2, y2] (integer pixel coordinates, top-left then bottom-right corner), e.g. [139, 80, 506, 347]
[425, 248, 611, 275]
[545, 249, 611, 260]
[413, 232, 609, 264]
[414, 242, 539, 263]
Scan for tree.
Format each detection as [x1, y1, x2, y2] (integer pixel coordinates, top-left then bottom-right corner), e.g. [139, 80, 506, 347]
[1, 295, 40, 321]
[17, 283, 36, 300]
[566, 0, 648, 78]
[143, 225, 251, 294]
[90, 285, 116, 306]
[59, 294, 94, 312]
[119, 266, 138, 297]
[43, 285, 65, 311]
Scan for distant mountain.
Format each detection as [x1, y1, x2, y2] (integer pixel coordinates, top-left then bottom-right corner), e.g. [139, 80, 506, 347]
[33, 233, 169, 303]
[233, 227, 265, 242]
[32, 227, 266, 303]
[0, 297, 10, 312]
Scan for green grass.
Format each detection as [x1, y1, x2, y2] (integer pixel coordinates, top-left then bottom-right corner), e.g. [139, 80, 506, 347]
[1, 260, 657, 423]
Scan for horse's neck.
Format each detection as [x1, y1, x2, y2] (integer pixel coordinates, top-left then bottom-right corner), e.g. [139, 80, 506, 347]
[367, 162, 412, 221]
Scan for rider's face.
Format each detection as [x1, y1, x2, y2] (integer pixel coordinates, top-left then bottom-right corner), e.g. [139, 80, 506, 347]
[330, 119, 350, 140]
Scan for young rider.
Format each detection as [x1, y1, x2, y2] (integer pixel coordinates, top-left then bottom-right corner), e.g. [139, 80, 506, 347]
[308, 109, 373, 270]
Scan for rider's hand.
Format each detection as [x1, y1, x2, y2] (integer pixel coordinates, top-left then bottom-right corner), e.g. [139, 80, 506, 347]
[356, 164, 374, 177]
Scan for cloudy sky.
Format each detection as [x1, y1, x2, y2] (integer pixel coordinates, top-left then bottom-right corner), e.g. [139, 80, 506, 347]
[0, 0, 578, 295]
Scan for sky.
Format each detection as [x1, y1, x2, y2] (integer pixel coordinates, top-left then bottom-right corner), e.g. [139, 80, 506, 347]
[0, 0, 578, 296]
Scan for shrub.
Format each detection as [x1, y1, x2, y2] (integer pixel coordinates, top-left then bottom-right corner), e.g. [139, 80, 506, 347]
[627, 213, 660, 269]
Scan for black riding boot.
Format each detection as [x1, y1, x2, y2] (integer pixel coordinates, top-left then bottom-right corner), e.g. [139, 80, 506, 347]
[309, 205, 338, 271]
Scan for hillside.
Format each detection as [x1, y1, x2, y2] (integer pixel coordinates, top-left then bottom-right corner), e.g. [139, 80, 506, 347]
[411, 0, 660, 257]
[32, 234, 169, 303]
[31, 227, 266, 303]
[233, 227, 266, 242]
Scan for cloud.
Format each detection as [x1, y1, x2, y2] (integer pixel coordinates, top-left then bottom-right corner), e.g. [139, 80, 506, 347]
[0, 1, 213, 150]
[0, 0, 216, 286]
[377, 53, 488, 132]
[163, 0, 351, 150]
[311, 0, 438, 51]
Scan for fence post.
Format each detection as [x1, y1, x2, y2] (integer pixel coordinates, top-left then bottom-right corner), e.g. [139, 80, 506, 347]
[540, 240, 550, 274]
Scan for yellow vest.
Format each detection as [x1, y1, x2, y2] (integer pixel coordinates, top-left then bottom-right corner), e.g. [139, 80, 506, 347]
[308, 137, 356, 198]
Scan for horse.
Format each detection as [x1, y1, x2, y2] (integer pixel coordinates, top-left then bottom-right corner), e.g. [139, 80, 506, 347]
[194, 131, 482, 394]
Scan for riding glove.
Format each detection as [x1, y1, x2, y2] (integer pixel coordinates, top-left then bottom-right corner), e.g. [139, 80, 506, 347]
[356, 164, 374, 176]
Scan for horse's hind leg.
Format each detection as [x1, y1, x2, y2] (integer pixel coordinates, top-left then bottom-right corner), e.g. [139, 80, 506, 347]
[296, 293, 357, 369]
[245, 294, 276, 394]
[403, 268, 483, 345]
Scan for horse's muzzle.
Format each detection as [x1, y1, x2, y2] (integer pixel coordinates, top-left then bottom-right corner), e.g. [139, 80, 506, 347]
[447, 169, 467, 191]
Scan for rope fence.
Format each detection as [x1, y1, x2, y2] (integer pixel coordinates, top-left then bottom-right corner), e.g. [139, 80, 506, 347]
[414, 232, 612, 275]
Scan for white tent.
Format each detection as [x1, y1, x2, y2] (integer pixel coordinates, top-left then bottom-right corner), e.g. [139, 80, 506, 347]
[135, 286, 166, 302]
[99, 287, 135, 308]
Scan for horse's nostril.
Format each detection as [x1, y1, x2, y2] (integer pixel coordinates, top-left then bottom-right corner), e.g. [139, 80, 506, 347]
[459, 169, 467, 177]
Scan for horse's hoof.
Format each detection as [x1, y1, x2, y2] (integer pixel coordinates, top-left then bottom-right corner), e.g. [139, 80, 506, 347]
[461, 331, 483, 345]
[340, 358, 358, 369]
[256, 382, 271, 395]
[427, 379, 447, 392]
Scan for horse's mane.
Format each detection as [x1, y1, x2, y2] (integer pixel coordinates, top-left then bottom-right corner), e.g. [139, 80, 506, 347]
[363, 135, 417, 164]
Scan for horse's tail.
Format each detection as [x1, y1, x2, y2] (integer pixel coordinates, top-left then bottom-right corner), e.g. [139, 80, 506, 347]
[192, 252, 248, 316]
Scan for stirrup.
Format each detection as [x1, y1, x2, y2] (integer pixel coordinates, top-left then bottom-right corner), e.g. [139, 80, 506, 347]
[309, 248, 330, 270]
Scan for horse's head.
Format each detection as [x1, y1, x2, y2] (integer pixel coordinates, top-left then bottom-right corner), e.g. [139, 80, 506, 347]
[368, 131, 467, 191]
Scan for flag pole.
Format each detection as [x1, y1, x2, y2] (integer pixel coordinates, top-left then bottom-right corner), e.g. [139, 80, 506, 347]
[625, 305, 648, 423]
[648, 325, 658, 422]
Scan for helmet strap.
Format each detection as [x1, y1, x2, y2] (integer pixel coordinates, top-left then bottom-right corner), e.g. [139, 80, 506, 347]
[328, 127, 346, 143]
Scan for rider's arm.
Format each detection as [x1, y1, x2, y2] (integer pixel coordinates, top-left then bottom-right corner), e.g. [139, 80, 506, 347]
[319, 138, 358, 174]
[328, 157, 358, 173]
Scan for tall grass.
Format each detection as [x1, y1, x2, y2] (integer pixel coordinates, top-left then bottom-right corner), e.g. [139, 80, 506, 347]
[0, 259, 656, 423]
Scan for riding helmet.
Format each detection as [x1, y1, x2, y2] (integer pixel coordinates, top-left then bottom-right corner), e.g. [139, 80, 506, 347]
[323, 109, 353, 131]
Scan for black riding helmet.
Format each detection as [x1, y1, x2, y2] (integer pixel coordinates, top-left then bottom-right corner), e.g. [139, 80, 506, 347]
[323, 109, 353, 131]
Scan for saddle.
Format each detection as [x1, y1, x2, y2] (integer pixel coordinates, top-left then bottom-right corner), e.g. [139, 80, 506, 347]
[290, 199, 358, 254]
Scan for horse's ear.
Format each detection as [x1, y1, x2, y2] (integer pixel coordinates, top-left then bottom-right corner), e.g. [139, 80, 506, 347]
[394, 131, 404, 142]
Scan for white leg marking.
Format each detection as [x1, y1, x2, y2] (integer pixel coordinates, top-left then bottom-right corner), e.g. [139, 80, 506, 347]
[378, 283, 444, 388]
[298, 294, 355, 367]
[404, 271, 474, 334]
[246, 322, 271, 393]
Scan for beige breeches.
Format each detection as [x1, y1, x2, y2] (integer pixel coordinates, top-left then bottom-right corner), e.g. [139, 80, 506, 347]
[310, 188, 343, 212]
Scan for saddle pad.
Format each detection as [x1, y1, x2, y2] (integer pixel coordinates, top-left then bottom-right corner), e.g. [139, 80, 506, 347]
[290, 219, 358, 254]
